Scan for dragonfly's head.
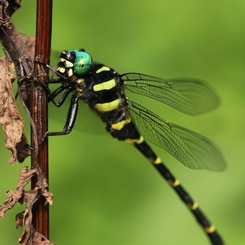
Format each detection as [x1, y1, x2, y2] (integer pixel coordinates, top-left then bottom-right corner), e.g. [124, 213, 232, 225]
[57, 49, 92, 78]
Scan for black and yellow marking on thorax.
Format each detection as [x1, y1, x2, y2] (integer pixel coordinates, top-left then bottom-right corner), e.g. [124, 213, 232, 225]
[76, 78, 85, 93]
[92, 65, 121, 112]
[93, 79, 117, 92]
[95, 66, 110, 73]
[95, 99, 120, 112]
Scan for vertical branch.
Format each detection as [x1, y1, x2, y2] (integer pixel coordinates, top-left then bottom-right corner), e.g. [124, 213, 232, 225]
[31, 0, 52, 239]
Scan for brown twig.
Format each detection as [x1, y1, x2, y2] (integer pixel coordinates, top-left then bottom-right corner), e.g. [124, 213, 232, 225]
[31, 0, 52, 240]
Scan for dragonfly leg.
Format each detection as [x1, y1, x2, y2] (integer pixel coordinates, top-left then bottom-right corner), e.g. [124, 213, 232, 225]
[39, 94, 79, 145]
[49, 85, 74, 107]
[48, 94, 79, 136]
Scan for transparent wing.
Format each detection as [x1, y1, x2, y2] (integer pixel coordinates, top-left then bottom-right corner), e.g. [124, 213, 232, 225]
[122, 73, 220, 116]
[127, 100, 226, 171]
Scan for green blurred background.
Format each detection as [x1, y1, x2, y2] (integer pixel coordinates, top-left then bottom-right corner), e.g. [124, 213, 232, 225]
[0, 0, 244, 244]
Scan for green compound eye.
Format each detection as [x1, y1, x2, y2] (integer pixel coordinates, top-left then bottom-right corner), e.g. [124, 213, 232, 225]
[72, 50, 92, 75]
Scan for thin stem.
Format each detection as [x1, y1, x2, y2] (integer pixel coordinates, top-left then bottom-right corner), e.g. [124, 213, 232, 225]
[31, 0, 52, 238]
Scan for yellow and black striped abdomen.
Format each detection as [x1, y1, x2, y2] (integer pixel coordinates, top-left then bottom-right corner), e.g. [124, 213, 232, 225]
[130, 134, 223, 244]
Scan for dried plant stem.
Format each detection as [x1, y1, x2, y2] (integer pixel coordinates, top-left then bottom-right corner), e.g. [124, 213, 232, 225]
[31, 0, 52, 239]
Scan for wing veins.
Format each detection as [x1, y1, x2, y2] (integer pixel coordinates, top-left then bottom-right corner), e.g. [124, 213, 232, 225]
[122, 73, 220, 115]
[127, 100, 226, 171]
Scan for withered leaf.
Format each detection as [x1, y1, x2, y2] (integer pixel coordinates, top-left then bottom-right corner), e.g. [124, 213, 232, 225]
[32, 230, 54, 245]
[40, 178, 53, 205]
[18, 188, 54, 245]
[42, 189, 54, 206]
[19, 225, 55, 245]
[0, 166, 37, 217]
[16, 211, 24, 228]
[0, 53, 25, 164]
[16, 134, 31, 163]
[1, 166, 54, 244]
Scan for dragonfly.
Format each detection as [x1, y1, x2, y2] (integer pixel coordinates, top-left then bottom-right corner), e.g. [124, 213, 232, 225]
[41, 48, 226, 245]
